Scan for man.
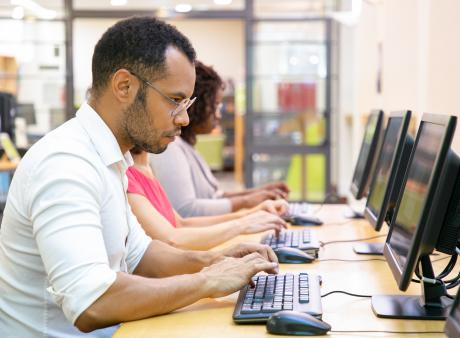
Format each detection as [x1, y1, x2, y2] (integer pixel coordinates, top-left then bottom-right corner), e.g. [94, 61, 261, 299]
[0, 17, 278, 337]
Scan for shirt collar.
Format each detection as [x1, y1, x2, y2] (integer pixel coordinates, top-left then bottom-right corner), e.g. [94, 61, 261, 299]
[76, 102, 133, 169]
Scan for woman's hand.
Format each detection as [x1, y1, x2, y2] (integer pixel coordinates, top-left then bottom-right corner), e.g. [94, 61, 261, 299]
[251, 199, 289, 216]
[238, 210, 287, 235]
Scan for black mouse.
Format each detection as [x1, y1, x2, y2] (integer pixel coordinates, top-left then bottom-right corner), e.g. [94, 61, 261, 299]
[266, 311, 331, 336]
[274, 247, 315, 264]
[289, 215, 324, 226]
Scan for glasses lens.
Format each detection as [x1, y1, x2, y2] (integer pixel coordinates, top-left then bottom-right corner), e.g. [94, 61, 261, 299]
[171, 97, 196, 118]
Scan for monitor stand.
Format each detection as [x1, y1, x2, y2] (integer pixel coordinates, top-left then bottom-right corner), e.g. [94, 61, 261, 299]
[371, 255, 452, 319]
[353, 242, 384, 255]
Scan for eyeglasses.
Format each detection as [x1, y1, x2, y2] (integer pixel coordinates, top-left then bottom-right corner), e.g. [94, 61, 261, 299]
[128, 70, 196, 118]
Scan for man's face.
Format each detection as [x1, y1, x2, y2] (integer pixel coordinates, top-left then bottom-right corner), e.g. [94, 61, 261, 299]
[122, 47, 196, 154]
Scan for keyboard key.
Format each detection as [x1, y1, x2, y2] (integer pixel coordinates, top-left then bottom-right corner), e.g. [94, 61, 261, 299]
[283, 302, 293, 310]
[299, 295, 310, 303]
[241, 306, 260, 314]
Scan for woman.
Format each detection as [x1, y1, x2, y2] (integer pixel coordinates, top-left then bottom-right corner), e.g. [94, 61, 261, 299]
[127, 146, 288, 250]
[150, 61, 290, 217]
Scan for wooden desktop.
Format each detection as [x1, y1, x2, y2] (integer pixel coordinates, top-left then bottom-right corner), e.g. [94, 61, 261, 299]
[114, 204, 451, 338]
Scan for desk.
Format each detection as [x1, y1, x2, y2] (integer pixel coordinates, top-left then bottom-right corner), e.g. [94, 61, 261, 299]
[114, 205, 451, 338]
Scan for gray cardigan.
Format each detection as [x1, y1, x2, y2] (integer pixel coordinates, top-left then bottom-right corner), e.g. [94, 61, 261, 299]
[149, 137, 232, 217]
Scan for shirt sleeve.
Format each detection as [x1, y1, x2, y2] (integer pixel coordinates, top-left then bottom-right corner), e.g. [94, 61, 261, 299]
[125, 201, 152, 274]
[126, 168, 145, 196]
[27, 153, 117, 325]
[150, 143, 232, 217]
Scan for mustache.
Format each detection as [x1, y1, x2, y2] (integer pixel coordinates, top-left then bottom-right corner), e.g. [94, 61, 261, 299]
[163, 129, 181, 138]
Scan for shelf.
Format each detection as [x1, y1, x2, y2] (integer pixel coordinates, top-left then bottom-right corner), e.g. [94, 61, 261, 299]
[250, 39, 328, 45]
[252, 111, 326, 118]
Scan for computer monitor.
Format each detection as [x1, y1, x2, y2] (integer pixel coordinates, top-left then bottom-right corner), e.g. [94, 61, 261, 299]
[350, 110, 384, 200]
[445, 288, 460, 337]
[0, 92, 16, 142]
[372, 113, 460, 320]
[16, 103, 36, 125]
[354, 111, 413, 255]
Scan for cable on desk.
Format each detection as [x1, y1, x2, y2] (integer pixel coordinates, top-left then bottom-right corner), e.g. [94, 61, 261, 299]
[318, 258, 386, 262]
[309, 193, 336, 215]
[330, 330, 444, 335]
[319, 234, 387, 247]
[321, 290, 372, 298]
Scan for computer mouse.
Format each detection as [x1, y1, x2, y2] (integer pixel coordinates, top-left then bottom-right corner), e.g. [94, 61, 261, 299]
[274, 247, 315, 264]
[266, 311, 331, 336]
[289, 215, 324, 226]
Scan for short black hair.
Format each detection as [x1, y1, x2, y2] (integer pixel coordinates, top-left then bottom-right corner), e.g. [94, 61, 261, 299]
[91, 16, 196, 97]
[181, 61, 223, 145]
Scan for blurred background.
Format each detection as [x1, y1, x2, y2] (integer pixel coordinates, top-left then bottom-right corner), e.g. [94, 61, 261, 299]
[0, 0, 459, 204]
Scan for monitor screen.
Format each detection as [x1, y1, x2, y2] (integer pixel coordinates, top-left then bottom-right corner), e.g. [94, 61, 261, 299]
[445, 289, 460, 337]
[384, 114, 457, 291]
[388, 122, 444, 269]
[366, 116, 405, 226]
[350, 110, 384, 199]
[16, 103, 36, 125]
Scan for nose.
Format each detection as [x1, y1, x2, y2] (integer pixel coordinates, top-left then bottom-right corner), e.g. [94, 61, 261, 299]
[174, 108, 189, 127]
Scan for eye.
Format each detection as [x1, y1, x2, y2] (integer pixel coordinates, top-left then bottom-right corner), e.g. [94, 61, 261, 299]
[171, 97, 183, 104]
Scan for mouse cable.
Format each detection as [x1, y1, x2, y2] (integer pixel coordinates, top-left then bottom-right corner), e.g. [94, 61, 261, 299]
[321, 290, 372, 298]
[330, 329, 444, 335]
[308, 193, 337, 215]
[319, 234, 387, 247]
[318, 258, 385, 262]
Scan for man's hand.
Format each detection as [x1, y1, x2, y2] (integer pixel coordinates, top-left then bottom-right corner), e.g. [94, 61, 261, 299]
[201, 253, 278, 298]
[239, 211, 287, 236]
[218, 242, 278, 267]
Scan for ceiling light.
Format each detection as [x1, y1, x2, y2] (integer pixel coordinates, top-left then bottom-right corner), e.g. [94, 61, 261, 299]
[11, 6, 24, 19]
[175, 3, 192, 13]
[10, 0, 56, 19]
[289, 56, 299, 66]
[214, 0, 232, 5]
[110, 0, 127, 6]
[309, 55, 319, 65]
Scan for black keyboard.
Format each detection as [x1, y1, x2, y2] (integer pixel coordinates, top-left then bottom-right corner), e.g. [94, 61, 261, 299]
[233, 272, 323, 323]
[261, 230, 320, 257]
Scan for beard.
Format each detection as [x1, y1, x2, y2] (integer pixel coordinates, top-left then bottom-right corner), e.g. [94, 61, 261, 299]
[122, 86, 179, 154]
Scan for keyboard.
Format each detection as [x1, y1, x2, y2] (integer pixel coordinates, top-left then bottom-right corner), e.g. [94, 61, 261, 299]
[233, 272, 323, 323]
[261, 230, 320, 257]
[288, 202, 311, 216]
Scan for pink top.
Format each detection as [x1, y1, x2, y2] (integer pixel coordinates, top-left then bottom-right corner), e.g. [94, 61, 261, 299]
[126, 166, 177, 227]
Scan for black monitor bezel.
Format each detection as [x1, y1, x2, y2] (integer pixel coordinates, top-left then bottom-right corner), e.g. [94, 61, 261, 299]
[383, 113, 457, 291]
[364, 111, 411, 232]
[445, 288, 460, 337]
[350, 110, 384, 200]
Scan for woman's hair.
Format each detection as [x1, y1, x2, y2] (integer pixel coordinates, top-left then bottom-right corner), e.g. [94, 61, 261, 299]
[181, 61, 224, 145]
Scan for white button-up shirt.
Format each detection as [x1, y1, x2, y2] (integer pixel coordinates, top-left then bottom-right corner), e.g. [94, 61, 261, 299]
[0, 103, 152, 337]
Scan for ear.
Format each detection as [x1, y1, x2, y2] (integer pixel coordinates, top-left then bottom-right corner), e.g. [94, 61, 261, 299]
[111, 69, 139, 103]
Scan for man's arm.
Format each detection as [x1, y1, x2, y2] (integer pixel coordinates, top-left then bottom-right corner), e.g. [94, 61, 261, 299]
[133, 239, 219, 276]
[74, 246, 278, 332]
